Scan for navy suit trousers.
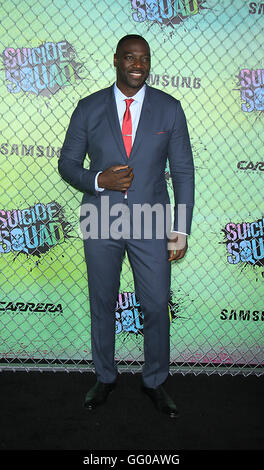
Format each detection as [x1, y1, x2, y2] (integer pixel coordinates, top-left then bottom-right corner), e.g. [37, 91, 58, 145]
[83, 235, 171, 388]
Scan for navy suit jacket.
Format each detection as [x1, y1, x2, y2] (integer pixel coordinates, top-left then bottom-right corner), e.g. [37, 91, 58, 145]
[58, 83, 194, 235]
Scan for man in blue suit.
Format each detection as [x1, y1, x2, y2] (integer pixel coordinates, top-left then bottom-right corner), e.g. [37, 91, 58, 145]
[58, 35, 194, 418]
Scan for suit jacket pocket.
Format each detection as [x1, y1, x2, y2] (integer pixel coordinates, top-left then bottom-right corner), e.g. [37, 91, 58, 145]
[152, 131, 169, 135]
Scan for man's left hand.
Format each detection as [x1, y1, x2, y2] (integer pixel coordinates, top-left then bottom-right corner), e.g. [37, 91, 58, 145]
[168, 233, 188, 262]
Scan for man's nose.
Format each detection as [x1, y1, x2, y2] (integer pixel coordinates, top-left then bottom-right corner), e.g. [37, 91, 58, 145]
[133, 58, 144, 68]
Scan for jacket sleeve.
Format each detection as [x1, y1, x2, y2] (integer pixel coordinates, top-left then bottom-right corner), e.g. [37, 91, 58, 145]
[58, 100, 98, 194]
[167, 101, 195, 235]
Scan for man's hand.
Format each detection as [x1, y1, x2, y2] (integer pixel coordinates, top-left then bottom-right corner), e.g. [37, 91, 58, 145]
[97, 165, 134, 192]
[168, 233, 188, 262]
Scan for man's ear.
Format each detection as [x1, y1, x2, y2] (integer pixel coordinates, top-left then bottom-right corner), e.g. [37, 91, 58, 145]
[113, 54, 117, 68]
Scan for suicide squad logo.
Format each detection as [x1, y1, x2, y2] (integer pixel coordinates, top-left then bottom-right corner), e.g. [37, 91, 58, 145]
[0, 201, 73, 257]
[223, 217, 264, 268]
[115, 290, 187, 335]
[131, 0, 206, 25]
[237, 69, 264, 112]
[3, 40, 83, 96]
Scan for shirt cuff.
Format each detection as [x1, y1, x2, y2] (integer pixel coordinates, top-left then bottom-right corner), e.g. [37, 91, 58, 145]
[171, 231, 188, 236]
[95, 171, 104, 192]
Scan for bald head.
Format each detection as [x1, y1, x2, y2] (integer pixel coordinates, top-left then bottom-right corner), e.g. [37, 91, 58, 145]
[116, 35, 150, 56]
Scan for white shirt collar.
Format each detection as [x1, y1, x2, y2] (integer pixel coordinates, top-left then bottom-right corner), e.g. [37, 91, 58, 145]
[114, 82, 146, 104]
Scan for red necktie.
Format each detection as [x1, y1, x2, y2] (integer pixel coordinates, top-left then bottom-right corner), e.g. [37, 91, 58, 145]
[122, 99, 134, 158]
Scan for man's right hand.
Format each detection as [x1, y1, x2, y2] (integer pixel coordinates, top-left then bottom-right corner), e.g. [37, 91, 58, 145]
[97, 165, 134, 192]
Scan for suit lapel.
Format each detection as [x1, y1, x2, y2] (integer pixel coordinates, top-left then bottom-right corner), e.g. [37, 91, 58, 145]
[105, 85, 128, 163]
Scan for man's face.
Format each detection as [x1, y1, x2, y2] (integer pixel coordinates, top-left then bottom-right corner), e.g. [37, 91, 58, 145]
[114, 39, 151, 96]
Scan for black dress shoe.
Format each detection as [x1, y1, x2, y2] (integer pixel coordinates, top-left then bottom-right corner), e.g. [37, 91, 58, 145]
[84, 380, 116, 410]
[141, 384, 179, 418]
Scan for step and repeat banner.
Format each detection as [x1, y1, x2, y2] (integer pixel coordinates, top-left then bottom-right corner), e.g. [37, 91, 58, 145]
[0, 0, 263, 373]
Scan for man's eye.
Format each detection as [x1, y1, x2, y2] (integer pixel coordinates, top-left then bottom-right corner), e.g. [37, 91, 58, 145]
[126, 56, 134, 61]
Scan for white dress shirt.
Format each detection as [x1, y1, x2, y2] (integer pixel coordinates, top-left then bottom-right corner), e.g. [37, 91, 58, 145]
[95, 83, 145, 191]
[114, 82, 146, 145]
[94, 82, 187, 237]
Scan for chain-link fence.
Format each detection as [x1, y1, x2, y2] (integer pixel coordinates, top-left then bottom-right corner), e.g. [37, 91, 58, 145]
[0, 0, 263, 376]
